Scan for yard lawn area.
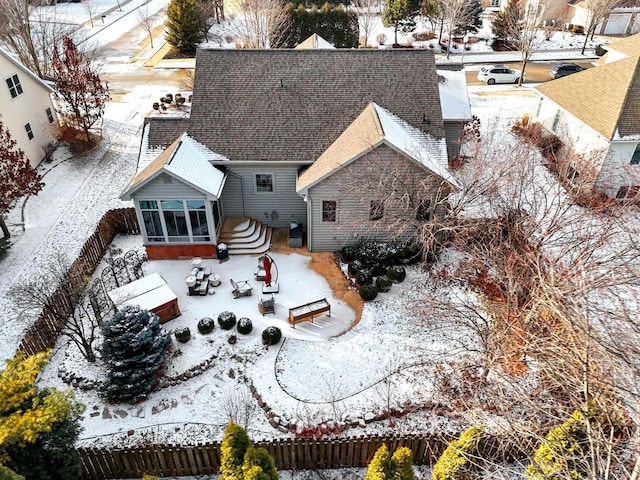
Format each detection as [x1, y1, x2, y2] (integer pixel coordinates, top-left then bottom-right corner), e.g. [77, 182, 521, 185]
[39, 234, 481, 448]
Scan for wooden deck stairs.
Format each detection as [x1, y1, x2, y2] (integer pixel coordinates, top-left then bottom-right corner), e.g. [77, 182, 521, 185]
[219, 217, 272, 255]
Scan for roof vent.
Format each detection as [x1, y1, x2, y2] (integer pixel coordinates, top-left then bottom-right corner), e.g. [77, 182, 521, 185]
[422, 114, 430, 125]
[280, 79, 284, 88]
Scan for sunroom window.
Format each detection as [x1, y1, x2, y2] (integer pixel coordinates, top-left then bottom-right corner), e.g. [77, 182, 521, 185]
[139, 199, 212, 243]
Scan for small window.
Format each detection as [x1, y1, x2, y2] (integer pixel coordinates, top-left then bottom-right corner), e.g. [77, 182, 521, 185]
[6, 74, 23, 99]
[322, 200, 336, 222]
[24, 123, 34, 141]
[46, 107, 54, 123]
[630, 144, 640, 165]
[255, 173, 274, 193]
[551, 111, 561, 133]
[369, 200, 384, 221]
[416, 198, 431, 221]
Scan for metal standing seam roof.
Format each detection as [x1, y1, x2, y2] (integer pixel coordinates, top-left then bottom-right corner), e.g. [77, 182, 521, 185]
[535, 54, 640, 140]
[297, 102, 456, 193]
[121, 133, 228, 200]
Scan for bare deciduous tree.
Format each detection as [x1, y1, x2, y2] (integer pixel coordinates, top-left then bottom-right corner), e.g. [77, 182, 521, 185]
[196, 0, 219, 41]
[83, 0, 98, 28]
[229, 0, 289, 48]
[137, 4, 156, 49]
[438, 0, 474, 59]
[352, 0, 378, 47]
[579, 0, 623, 54]
[0, 0, 77, 79]
[219, 386, 259, 430]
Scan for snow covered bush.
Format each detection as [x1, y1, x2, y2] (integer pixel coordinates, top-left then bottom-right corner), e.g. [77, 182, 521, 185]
[174, 327, 191, 343]
[99, 305, 171, 403]
[387, 266, 406, 283]
[197, 316, 215, 334]
[356, 267, 373, 285]
[376, 275, 393, 292]
[359, 283, 378, 301]
[348, 260, 363, 276]
[218, 311, 237, 330]
[237, 317, 253, 335]
[364, 444, 414, 480]
[431, 425, 484, 480]
[261, 326, 282, 346]
[341, 245, 358, 262]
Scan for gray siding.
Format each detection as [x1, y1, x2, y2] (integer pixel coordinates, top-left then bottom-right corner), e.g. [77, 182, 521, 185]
[132, 173, 206, 200]
[444, 121, 464, 160]
[220, 164, 307, 227]
[307, 145, 451, 251]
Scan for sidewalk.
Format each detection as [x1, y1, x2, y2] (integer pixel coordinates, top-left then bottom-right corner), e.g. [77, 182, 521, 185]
[436, 47, 599, 65]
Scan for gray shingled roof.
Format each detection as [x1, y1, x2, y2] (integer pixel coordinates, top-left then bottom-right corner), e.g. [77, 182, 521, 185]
[177, 49, 445, 163]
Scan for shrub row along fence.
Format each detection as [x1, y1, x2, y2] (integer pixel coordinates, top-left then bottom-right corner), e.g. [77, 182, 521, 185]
[19, 208, 139, 356]
[78, 432, 529, 479]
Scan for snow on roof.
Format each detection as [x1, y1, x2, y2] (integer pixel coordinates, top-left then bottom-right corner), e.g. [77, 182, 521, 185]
[437, 69, 472, 121]
[373, 103, 458, 189]
[107, 272, 167, 305]
[122, 132, 228, 200]
[295, 33, 336, 49]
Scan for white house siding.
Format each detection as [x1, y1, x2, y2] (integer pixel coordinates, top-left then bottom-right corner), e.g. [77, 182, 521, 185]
[219, 164, 307, 228]
[0, 54, 58, 168]
[306, 145, 448, 252]
[596, 142, 640, 196]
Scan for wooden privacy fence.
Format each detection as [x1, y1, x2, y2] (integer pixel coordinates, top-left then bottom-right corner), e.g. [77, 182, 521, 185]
[78, 432, 527, 479]
[19, 208, 139, 356]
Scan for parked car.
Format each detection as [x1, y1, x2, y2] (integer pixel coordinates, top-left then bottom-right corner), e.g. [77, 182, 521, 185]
[477, 65, 525, 85]
[549, 62, 585, 79]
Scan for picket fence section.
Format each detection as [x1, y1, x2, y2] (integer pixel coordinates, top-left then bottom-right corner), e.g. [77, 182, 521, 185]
[77, 433, 453, 479]
[18, 208, 139, 356]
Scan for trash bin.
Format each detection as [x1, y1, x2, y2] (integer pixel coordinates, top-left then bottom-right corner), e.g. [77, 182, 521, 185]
[217, 243, 228, 260]
[289, 223, 302, 248]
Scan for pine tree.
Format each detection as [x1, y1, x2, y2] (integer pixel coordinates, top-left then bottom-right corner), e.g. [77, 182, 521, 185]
[242, 447, 278, 480]
[220, 423, 251, 480]
[52, 36, 110, 144]
[382, 0, 420, 45]
[492, 0, 520, 42]
[166, 0, 203, 53]
[99, 305, 171, 403]
[431, 425, 484, 480]
[454, 0, 483, 35]
[0, 352, 84, 480]
[364, 444, 414, 480]
[0, 117, 43, 240]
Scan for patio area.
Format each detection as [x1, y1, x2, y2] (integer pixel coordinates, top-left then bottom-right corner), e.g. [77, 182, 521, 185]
[143, 249, 357, 341]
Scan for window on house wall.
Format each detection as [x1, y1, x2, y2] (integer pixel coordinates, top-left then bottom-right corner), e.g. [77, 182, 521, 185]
[616, 186, 640, 200]
[161, 200, 189, 242]
[630, 144, 640, 165]
[24, 123, 34, 140]
[255, 173, 274, 193]
[6, 74, 23, 99]
[46, 107, 54, 124]
[322, 201, 337, 222]
[551, 111, 561, 133]
[490, 0, 499, 6]
[370, 200, 384, 221]
[535, 99, 543, 119]
[139, 200, 164, 242]
[187, 200, 210, 241]
[416, 198, 431, 221]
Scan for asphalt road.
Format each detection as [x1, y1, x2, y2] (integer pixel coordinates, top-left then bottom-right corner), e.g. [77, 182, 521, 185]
[465, 59, 595, 86]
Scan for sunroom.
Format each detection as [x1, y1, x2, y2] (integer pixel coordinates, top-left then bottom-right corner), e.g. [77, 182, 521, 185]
[120, 133, 227, 260]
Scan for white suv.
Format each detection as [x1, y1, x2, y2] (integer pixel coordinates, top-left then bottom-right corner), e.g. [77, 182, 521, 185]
[477, 65, 524, 84]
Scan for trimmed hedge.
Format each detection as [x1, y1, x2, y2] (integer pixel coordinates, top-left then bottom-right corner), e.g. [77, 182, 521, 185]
[174, 327, 191, 343]
[356, 268, 373, 285]
[262, 326, 282, 346]
[359, 283, 378, 301]
[341, 245, 358, 262]
[237, 317, 253, 335]
[218, 311, 237, 330]
[197, 317, 215, 334]
[376, 275, 393, 292]
[348, 260, 363, 277]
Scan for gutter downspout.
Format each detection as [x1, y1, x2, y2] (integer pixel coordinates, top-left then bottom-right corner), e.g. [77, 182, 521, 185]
[306, 196, 312, 252]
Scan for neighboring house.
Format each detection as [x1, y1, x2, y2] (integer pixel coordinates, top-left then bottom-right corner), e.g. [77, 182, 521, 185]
[0, 46, 59, 168]
[484, 0, 510, 13]
[533, 53, 640, 198]
[595, 32, 640, 65]
[569, 0, 640, 35]
[437, 67, 473, 160]
[295, 34, 336, 49]
[122, 50, 467, 258]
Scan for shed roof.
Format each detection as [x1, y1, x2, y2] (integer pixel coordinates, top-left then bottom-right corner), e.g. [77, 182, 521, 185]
[536, 54, 640, 140]
[121, 133, 227, 200]
[295, 33, 336, 49]
[297, 102, 455, 193]
[181, 49, 445, 163]
[437, 69, 472, 121]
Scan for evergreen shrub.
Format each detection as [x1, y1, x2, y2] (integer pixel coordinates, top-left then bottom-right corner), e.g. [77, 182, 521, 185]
[174, 327, 191, 343]
[356, 267, 373, 285]
[197, 317, 215, 334]
[359, 283, 378, 301]
[218, 311, 237, 330]
[262, 326, 282, 346]
[348, 260, 363, 276]
[237, 317, 253, 335]
[387, 265, 406, 282]
[376, 275, 393, 292]
[432, 425, 484, 480]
